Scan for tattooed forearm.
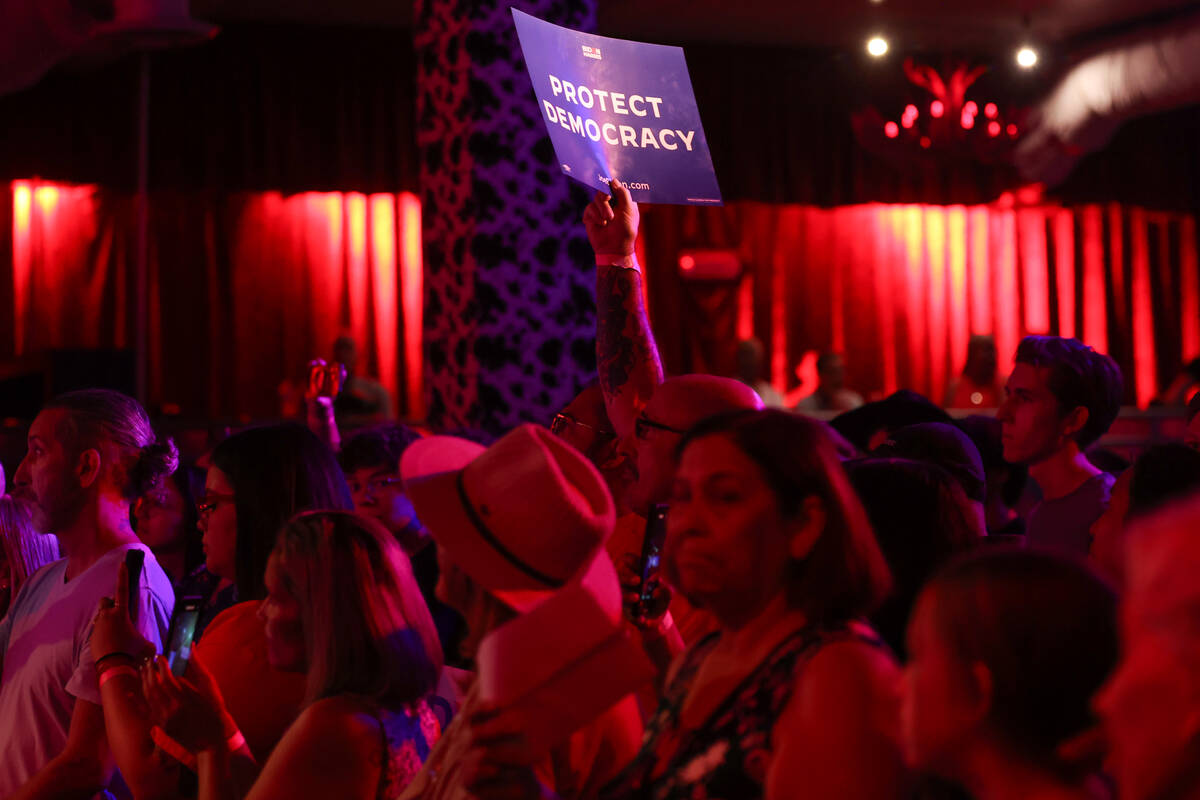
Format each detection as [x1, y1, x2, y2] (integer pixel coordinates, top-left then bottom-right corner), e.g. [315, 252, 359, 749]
[596, 264, 664, 436]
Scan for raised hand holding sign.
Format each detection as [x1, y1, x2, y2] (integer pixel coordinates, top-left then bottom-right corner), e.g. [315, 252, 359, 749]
[513, 10, 722, 206]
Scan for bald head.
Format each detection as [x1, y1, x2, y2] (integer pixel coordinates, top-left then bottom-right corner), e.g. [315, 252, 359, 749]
[647, 375, 765, 432]
[622, 375, 764, 515]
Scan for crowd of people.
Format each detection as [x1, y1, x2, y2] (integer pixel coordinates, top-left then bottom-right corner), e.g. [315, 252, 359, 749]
[0, 180, 1198, 800]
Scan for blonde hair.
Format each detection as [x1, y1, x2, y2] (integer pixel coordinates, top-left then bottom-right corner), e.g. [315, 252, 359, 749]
[273, 511, 442, 706]
[0, 497, 58, 595]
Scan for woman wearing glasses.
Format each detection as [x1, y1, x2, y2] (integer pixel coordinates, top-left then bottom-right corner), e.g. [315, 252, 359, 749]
[91, 423, 355, 797]
[133, 464, 236, 642]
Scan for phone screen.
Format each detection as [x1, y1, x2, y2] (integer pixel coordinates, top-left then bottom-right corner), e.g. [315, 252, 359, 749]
[635, 504, 669, 620]
[125, 549, 145, 626]
[165, 599, 203, 677]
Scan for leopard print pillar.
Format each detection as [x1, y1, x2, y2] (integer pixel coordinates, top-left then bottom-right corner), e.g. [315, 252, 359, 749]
[416, 0, 599, 435]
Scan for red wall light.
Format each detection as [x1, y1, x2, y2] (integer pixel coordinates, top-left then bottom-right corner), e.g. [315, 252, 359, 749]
[677, 250, 741, 281]
[1006, 123, 1018, 137]
[961, 111, 975, 129]
[884, 121, 899, 138]
[930, 100, 945, 118]
[987, 121, 1001, 137]
[984, 102, 998, 119]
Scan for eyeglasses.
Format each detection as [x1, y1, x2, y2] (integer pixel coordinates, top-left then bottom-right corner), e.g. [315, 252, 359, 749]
[196, 492, 236, 517]
[635, 414, 686, 440]
[550, 413, 618, 445]
[350, 475, 404, 496]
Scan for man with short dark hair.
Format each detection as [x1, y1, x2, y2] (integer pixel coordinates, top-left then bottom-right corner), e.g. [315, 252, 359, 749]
[997, 335, 1124, 555]
[0, 390, 174, 799]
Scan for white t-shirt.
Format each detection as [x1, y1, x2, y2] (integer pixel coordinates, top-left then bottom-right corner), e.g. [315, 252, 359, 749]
[0, 543, 173, 795]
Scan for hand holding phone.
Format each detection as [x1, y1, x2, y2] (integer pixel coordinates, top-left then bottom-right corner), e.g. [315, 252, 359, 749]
[632, 504, 669, 624]
[164, 597, 205, 677]
[89, 551, 154, 667]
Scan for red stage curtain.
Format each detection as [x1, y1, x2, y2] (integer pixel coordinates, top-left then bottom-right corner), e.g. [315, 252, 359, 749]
[1, 181, 423, 421]
[641, 201, 1200, 409]
[6, 182, 1197, 420]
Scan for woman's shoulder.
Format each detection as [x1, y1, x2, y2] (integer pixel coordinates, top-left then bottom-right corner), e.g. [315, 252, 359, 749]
[788, 623, 900, 720]
[801, 623, 898, 684]
[291, 696, 384, 752]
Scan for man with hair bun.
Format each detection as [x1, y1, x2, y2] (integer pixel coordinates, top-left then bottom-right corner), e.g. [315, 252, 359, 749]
[0, 389, 175, 798]
[997, 336, 1123, 555]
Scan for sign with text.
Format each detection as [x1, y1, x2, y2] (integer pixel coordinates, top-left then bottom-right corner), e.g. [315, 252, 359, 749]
[512, 9, 722, 206]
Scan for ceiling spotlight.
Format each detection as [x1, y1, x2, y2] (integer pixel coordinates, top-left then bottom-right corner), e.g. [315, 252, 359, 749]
[1016, 46, 1038, 68]
[867, 36, 889, 57]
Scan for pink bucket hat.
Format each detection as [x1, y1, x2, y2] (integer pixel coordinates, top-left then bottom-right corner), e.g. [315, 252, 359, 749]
[401, 424, 616, 611]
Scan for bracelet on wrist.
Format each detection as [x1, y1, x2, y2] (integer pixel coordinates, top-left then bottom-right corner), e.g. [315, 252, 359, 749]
[595, 253, 640, 272]
[95, 651, 140, 669]
[151, 726, 200, 771]
[99, 665, 139, 688]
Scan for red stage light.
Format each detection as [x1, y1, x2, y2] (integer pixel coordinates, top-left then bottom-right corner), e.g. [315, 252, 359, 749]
[964, 101, 978, 115]
[987, 121, 1001, 137]
[884, 121, 899, 138]
[930, 100, 944, 118]
[1006, 123, 1018, 137]
[984, 102, 998, 119]
[679, 254, 696, 271]
[904, 104, 918, 119]
[920, 136, 931, 149]
[901, 116, 914, 129]
[961, 111, 975, 129]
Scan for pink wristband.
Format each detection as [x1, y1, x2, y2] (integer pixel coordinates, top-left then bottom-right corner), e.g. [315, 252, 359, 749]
[595, 253, 640, 272]
[99, 665, 138, 688]
[225, 729, 246, 752]
[151, 726, 199, 771]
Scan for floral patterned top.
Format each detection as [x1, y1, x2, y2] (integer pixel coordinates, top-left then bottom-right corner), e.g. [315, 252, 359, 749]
[601, 622, 886, 800]
[374, 699, 441, 799]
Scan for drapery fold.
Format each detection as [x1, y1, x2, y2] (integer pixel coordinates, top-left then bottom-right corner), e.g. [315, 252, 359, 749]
[1, 182, 422, 421]
[5, 183, 1197, 421]
[642, 201, 1200, 408]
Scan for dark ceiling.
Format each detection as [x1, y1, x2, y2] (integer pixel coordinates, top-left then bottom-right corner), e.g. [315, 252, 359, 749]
[191, 0, 1198, 53]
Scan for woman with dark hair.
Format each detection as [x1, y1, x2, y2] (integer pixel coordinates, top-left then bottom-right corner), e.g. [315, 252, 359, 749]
[133, 464, 205, 586]
[92, 423, 354, 797]
[142, 511, 441, 798]
[902, 548, 1117, 799]
[134, 465, 235, 640]
[204, 424, 354, 604]
[465, 410, 905, 800]
[845, 458, 982, 659]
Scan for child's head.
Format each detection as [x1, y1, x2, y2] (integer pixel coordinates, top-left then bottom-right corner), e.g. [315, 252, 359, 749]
[901, 548, 1118, 784]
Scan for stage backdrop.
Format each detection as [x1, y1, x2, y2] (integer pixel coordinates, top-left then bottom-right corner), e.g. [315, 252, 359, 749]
[641, 200, 1200, 409]
[4, 181, 1198, 420]
[0, 181, 423, 421]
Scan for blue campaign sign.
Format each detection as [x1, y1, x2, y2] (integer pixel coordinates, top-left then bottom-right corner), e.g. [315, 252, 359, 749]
[512, 9, 722, 206]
